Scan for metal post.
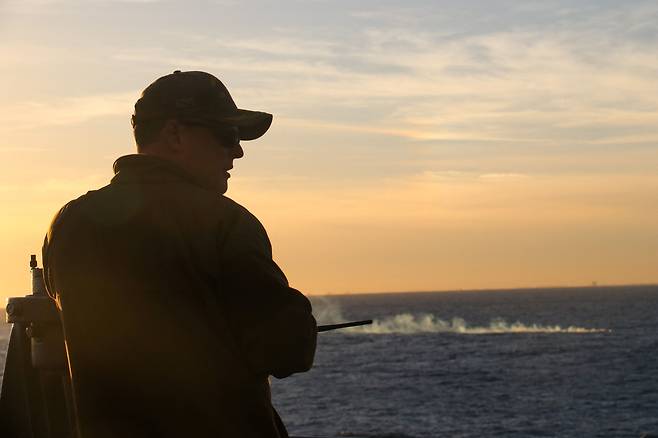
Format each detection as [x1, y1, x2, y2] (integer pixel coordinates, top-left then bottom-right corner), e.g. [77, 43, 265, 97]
[0, 255, 74, 438]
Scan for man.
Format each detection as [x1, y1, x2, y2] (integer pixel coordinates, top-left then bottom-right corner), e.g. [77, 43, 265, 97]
[42, 70, 317, 438]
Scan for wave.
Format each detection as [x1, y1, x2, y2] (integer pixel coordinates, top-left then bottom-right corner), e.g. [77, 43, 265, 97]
[345, 314, 609, 335]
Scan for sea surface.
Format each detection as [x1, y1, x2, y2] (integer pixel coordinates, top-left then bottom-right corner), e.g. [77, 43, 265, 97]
[272, 286, 658, 438]
[2, 286, 658, 437]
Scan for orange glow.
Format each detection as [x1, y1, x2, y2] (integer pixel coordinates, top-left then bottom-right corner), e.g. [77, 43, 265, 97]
[2, 1, 658, 299]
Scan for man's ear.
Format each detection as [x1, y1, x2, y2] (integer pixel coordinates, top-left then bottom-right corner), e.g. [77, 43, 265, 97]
[160, 119, 185, 154]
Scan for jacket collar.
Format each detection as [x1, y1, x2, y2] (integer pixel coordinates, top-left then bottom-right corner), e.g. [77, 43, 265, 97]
[111, 154, 202, 187]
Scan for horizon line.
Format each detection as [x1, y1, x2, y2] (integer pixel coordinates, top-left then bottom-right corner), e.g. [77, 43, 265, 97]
[310, 282, 658, 297]
[2, 282, 657, 303]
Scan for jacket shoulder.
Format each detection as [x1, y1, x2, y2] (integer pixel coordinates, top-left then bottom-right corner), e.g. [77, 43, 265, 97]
[218, 196, 265, 231]
[217, 196, 272, 256]
[46, 189, 103, 233]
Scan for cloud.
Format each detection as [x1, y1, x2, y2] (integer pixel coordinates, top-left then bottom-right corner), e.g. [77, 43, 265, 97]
[212, 36, 337, 58]
[233, 169, 658, 231]
[4, 0, 63, 6]
[2, 0, 75, 14]
[37, 175, 108, 193]
[0, 92, 136, 130]
[478, 173, 528, 180]
[0, 146, 46, 152]
[4, 0, 160, 6]
[105, 0, 161, 3]
[6, 1, 658, 164]
[107, 17, 658, 149]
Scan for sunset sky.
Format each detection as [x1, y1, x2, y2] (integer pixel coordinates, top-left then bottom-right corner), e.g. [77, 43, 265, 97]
[1, 0, 657, 298]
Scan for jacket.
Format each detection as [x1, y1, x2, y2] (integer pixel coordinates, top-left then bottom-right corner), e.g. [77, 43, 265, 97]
[42, 154, 317, 438]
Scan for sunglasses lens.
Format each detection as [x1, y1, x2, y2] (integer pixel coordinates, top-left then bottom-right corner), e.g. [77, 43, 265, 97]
[213, 126, 240, 148]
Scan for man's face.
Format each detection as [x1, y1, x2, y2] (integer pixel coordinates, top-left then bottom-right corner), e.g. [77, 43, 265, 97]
[175, 123, 244, 194]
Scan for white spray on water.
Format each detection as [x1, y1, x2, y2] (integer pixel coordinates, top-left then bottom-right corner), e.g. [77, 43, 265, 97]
[311, 297, 609, 335]
[310, 295, 346, 324]
[347, 314, 609, 334]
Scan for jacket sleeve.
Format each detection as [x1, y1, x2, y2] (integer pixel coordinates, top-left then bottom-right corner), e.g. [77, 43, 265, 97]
[218, 204, 317, 379]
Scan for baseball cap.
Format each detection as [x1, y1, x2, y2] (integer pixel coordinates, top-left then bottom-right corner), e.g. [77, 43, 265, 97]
[131, 70, 273, 141]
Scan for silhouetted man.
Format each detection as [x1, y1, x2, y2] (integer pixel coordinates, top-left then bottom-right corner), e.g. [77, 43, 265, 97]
[43, 70, 317, 438]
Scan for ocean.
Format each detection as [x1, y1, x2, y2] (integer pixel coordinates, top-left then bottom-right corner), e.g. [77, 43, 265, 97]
[272, 286, 658, 438]
[2, 286, 658, 437]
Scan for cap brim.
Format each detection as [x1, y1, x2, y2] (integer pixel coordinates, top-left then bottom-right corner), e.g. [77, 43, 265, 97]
[208, 109, 273, 141]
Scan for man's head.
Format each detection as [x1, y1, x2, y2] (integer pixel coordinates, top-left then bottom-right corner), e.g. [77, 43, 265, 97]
[131, 71, 272, 193]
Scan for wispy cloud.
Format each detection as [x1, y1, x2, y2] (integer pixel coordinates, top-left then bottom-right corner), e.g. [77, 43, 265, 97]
[6, 2, 658, 155]
[107, 11, 658, 149]
[0, 92, 136, 130]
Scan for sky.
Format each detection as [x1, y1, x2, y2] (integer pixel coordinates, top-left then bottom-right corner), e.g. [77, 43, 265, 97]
[1, 0, 657, 298]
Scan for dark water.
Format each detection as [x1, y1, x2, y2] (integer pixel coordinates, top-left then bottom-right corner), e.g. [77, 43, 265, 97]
[2, 286, 657, 437]
[272, 286, 658, 438]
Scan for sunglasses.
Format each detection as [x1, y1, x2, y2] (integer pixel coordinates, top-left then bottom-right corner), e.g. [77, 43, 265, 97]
[183, 121, 241, 148]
